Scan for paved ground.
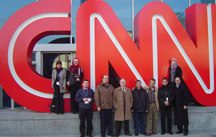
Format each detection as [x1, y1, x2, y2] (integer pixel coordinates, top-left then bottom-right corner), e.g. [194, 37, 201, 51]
[1, 107, 216, 137]
[0, 129, 216, 137]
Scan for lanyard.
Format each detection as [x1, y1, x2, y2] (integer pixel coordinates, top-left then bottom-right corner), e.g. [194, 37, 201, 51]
[83, 89, 88, 98]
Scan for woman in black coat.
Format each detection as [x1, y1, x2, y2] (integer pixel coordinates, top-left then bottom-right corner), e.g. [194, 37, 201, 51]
[66, 58, 84, 114]
[168, 58, 184, 86]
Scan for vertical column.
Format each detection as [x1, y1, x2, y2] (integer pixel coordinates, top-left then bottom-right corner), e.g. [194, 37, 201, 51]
[35, 51, 42, 75]
[132, 0, 134, 41]
[11, 99, 14, 109]
[0, 85, 3, 108]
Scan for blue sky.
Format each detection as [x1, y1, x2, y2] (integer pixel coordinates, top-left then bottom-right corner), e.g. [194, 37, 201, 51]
[0, 0, 203, 43]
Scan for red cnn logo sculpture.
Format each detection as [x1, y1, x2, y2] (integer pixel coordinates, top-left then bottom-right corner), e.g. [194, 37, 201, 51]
[0, 0, 215, 112]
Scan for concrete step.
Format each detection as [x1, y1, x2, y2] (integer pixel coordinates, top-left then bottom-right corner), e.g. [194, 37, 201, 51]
[0, 105, 216, 136]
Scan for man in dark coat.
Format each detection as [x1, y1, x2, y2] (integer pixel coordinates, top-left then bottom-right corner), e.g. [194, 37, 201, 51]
[132, 80, 149, 136]
[158, 78, 174, 135]
[173, 77, 189, 136]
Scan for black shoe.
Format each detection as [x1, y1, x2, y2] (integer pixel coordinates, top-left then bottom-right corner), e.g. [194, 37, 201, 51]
[176, 131, 183, 134]
[141, 132, 146, 135]
[161, 131, 165, 135]
[183, 132, 188, 136]
[101, 135, 105, 137]
[88, 135, 93, 137]
[168, 131, 173, 135]
[71, 111, 76, 114]
[115, 134, 119, 137]
[125, 132, 132, 136]
[135, 133, 138, 136]
[108, 134, 114, 137]
[80, 135, 84, 137]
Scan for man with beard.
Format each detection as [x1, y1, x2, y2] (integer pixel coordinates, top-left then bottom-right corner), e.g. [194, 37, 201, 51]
[95, 75, 114, 137]
[173, 77, 189, 136]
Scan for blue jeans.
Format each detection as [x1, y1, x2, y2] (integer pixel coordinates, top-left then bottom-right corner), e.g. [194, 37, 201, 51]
[134, 112, 145, 134]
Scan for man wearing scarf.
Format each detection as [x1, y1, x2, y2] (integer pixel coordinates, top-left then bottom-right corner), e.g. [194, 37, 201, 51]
[95, 75, 114, 137]
[158, 78, 174, 135]
[66, 58, 84, 114]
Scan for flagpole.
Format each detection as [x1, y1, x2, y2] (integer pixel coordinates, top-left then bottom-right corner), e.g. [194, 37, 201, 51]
[70, 0, 73, 44]
[132, 0, 134, 41]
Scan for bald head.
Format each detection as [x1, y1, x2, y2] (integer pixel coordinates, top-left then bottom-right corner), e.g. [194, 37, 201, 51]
[120, 78, 126, 87]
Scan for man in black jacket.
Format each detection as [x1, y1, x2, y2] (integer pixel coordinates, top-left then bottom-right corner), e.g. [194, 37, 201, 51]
[173, 77, 189, 136]
[132, 80, 149, 136]
[158, 78, 174, 135]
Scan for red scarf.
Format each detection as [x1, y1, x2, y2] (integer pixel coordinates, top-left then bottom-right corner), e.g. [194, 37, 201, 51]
[69, 58, 80, 75]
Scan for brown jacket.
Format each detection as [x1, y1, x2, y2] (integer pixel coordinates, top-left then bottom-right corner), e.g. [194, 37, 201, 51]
[94, 82, 114, 109]
[113, 87, 133, 121]
[143, 86, 159, 111]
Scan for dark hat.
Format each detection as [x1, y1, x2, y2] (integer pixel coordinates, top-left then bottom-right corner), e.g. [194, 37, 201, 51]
[56, 61, 62, 65]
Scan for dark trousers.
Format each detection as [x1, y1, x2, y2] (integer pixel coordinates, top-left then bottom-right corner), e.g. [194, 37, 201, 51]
[134, 112, 145, 134]
[79, 108, 93, 136]
[100, 109, 113, 135]
[177, 125, 188, 133]
[69, 85, 79, 113]
[115, 120, 129, 135]
[160, 107, 172, 132]
[54, 85, 64, 114]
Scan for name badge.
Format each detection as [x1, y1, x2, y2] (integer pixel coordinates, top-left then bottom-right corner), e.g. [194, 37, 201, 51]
[56, 82, 60, 85]
[85, 101, 89, 104]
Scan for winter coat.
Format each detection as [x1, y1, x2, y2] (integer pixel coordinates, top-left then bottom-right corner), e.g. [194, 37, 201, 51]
[173, 83, 189, 125]
[158, 85, 174, 107]
[113, 87, 133, 121]
[132, 87, 149, 112]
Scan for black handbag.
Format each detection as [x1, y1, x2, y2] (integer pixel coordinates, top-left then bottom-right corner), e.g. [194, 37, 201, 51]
[68, 70, 75, 85]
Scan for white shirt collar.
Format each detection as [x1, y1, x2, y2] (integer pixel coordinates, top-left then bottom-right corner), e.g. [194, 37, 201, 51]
[121, 87, 126, 92]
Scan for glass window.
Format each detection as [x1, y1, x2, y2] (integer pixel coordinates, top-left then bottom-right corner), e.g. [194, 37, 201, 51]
[43, 52, 76, 79]
[163, 0, 188, 28]
[32, 52, 36, 61]
[191, 0, 201, 5]
[134, 0, 160, 16]
[193, 0, 215, 5]
[104, 0, 132, 31]
[72, 0, 81, 42]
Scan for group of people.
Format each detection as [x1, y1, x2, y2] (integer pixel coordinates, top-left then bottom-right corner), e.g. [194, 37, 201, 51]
[51, 58, 83, 114]
[51, 58, 190, 137]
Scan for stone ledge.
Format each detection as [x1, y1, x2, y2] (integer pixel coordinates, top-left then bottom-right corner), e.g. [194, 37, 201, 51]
[0, 105, 216, 136]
